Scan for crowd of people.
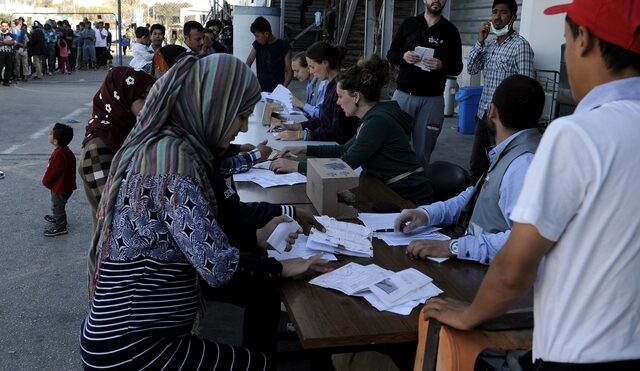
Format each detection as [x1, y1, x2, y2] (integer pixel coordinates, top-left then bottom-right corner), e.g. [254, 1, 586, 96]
[0, 17, 116, 86]
[23, 0, 640, 369]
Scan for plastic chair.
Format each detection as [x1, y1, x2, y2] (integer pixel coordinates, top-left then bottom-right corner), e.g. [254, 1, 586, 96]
[426, 161, 471, 202]
[414, 319, 533, 371]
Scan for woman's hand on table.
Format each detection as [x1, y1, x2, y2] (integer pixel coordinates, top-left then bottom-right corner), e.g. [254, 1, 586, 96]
[255, 140, 272, 162]
[256, 215, 300, 251]
[275, 145, 307, 159]
[421, 297, 474, 330]
[270, 158, 299, 173]
[406, 239, 453, 259]
[294, 208, 326, 234]
[274, 130, 304, 141]
[268, 121, 302, 132]
[281, 254, 330, 278]
[394, 208, 429, 233]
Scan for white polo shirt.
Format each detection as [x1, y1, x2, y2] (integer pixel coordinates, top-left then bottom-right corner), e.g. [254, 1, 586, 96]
[511, 77, 640, 363]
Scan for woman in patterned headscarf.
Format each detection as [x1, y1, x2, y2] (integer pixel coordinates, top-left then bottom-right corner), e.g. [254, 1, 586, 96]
[81, 54, 325, 371]
[79, 66, 155, 230]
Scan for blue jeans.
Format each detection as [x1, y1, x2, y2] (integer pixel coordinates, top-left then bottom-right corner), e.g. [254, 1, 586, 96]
[45, 43, 55, 73]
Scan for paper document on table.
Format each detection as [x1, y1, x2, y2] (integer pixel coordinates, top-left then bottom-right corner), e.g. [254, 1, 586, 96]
[266, 85, 305, 115]
[414, 46, 435, 71]
[374, 225, 448, 246]
[358, 282, 443, 315]
[310, 262, 443, 314]
[233, 167, 306, 187]
[368, 268, 433, 307]
[267, 84, 294, 110]
[306, 216, 373, 257]
[266, 217, 301, 253]
[357, 212, 402, 231]
[309, 262, 393, 295]
[267, 235, 338, 261]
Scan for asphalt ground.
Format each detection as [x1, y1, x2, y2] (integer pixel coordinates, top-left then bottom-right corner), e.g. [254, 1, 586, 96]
[0, 62, 473, 371]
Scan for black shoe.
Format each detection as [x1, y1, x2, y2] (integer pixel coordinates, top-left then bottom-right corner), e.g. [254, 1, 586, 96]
[44, 215, 56, 224]
[44, 225, 68, 237]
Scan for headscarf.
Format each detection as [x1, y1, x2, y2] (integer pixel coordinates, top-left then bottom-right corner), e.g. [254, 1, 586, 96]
[152, 44, 189, 78]
[82, 66, 155, 153]
[88, 54, 262, 295]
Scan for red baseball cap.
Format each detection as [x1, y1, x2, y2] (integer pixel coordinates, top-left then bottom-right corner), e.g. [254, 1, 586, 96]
[544, 0, 640, 54]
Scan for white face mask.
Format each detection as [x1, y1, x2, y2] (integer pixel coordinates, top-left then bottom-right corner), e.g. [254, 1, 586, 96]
[490, 22, 511, 37]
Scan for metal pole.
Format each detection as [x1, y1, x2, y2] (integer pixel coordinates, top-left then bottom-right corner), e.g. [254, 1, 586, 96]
[117, 0, 123, 66]
[280, 0, 285, 38]
[364, 0, 375, 56]
[381, 0, 394, 58]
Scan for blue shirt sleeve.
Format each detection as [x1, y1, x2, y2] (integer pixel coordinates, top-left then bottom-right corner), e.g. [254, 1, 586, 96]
[421, 186, 474, 226]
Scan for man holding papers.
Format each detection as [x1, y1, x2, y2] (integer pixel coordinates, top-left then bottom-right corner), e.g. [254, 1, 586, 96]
[395, 75, 543, 264]
[387, 0, 463, 170]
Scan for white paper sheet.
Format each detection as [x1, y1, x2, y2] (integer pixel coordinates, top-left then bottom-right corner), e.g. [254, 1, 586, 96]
[266, 217, 301, 253]
[368, 268, 433, 307]
[306, 216, 373, 257]
[374, 225, 449, 246]
[357, 212, 402, 231]
[267, 84, 294, 110]
[309, 263, 393, 296]
[233, 167, 306, 187]
[414, 46, 435, 71]
[358, 282, 443, 314]
[267, 235, 338, 261]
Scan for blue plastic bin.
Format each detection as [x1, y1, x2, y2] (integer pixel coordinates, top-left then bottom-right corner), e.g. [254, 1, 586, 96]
[455, 86, 483, 134]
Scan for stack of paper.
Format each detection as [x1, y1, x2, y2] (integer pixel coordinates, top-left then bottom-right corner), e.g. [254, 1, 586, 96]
[357, 212, 450, 246]
[309, 262, 443, 315]
[414, 46, 435, 71]
[233, 165, 306, 187]
[265, 84, 305, 115]
[267, 235, 338, 261]
[306, 216, 373, 257]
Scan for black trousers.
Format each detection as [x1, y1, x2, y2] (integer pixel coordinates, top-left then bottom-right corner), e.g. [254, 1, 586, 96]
[200, 273, 282, 356]
[0, 51, 14, 83]
[95, 47, 107, 67]
[533, 358, 640, 371]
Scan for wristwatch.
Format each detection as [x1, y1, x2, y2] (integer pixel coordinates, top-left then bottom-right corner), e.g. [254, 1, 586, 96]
[448, 239, 459, 256]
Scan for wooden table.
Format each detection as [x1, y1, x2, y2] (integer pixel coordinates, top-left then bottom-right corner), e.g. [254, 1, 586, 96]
[234, 101, 533, 358]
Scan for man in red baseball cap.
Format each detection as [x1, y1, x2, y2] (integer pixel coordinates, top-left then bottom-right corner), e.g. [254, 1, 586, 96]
[420, 0, 640, 369]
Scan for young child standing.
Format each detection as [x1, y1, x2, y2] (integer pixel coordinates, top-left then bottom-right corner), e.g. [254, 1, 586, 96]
[129, 26, 153, 72]
[57, 37, 71, 74]
[245, 16, 292, 92]
[42, 123, 77, 237]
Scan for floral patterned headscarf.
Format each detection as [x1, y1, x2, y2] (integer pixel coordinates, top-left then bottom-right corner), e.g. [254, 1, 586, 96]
[82, 67, 155, 152]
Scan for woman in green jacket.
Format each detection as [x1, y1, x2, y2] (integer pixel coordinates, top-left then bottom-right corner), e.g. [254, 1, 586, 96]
[270, 55, 433, 205]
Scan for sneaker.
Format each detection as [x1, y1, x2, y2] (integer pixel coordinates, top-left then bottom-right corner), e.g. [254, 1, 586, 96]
[44, 225, 68, 237]
[48, 72, 52, 76]
[44, 215, 56, 224]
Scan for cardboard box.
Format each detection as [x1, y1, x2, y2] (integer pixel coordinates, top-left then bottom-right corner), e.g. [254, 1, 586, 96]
[306, 158, 359, 219]
[260, 101, 284, 125]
